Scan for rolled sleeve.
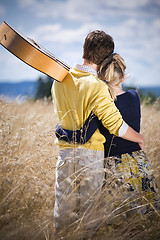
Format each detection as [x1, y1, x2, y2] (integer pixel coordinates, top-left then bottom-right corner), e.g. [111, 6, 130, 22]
[118, 121, 128, 137]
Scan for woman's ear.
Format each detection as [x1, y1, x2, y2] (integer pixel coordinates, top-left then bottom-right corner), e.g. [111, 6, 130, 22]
[121, 75, 125, 83]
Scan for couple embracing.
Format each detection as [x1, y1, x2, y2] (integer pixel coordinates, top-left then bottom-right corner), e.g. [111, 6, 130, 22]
[51, 30, 159, 238]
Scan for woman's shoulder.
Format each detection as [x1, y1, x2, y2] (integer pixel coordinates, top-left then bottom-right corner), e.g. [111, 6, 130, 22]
[120, 89, 140, 104]
[116, 89, 141, 110]
[127, 89, 140, 99]
[117, 89, 140, 101]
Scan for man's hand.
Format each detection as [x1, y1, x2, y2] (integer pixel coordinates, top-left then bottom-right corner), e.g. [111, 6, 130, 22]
[122, 126, 145, 150]
[138, 133, 145, 150]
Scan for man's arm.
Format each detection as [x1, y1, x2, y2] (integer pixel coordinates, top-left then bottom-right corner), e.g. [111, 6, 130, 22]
[89, 82, 145, 149]
[121, 126, 145, 150]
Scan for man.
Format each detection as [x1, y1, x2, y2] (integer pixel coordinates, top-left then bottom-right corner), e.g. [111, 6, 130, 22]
[51, 30, 144, 234]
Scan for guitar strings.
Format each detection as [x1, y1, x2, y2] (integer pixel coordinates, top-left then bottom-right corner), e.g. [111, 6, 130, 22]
[0, 21, 71, 72]
[27, 37, 70, 71]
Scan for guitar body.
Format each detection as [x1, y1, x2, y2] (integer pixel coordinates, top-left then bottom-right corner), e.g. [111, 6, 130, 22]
[0, 21, 70, 82]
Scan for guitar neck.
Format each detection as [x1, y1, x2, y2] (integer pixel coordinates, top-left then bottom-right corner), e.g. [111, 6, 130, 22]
[0, 21, 71, 82]
[27, 37, 71, 71]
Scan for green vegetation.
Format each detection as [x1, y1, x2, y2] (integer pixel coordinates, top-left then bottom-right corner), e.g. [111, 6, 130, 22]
[138, 90, 158, 105]
[34, 76, 54, 100]
[34, 77, 159, 106]
[123, 85, 159, 106]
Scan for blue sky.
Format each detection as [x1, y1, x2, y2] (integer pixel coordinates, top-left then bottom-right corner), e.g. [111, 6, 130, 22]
[0, 0, 160, 87]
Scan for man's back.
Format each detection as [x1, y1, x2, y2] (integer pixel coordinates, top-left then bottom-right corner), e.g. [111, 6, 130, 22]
[52, 67, 106, 150]
[52, 66, 123, 151]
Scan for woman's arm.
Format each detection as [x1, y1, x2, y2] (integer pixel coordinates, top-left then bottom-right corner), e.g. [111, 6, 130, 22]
[122, 126, 145, 150]
[55, 112, 145, 150]
[55, 112, 100, 144]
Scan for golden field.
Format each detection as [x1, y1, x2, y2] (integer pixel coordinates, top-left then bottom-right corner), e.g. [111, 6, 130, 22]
[0, 99, 160, 240]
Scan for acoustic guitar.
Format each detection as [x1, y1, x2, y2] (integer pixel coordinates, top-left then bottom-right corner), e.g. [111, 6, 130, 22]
[0, 21, 70, 82]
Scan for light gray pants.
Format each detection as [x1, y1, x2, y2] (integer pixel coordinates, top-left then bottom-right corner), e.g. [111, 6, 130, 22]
[54, 147, 104, 229]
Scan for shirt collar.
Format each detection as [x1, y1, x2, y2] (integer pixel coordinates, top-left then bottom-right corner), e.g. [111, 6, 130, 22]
[73, 64, 98, 77]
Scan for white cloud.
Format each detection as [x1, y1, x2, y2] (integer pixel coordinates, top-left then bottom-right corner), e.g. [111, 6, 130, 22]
[0, 3, 6, 16]
[27, 22, 102, 66]
[0, 48, 39, 81]
[17, 0, 67, 18]
[17, 0, 159, 22]
[30, 22, 102, 44]
[24, 4, 159, 86]
[102, 0, 150, 9]
[0, 0, 159, 86]
[152, 0, 160, 6]
[98, 16, 160, 86]
[106, 17, 160, 61]
[17, 0, 38, 8]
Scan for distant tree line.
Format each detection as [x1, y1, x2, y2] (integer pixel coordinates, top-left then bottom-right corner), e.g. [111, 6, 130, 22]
[123, 85, 159, 105]
[34, 75, 54, 100]
[34, 76, 159, 106]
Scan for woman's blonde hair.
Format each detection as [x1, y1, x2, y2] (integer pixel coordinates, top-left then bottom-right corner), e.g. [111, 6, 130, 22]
[99, 53, 126, 100]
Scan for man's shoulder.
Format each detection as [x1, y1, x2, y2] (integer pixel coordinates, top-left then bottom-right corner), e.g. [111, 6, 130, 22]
[84, 74, 104, 85]
[70, 67, 107, 88]
[52, 68, 108, 95]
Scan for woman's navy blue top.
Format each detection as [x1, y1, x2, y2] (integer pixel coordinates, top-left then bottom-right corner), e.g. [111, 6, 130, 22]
[55, 89, 141, 157]
[99, 89, 141, 157]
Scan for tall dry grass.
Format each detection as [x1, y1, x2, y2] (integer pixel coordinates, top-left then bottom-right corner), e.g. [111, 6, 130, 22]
[0, 99, 160, 240]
